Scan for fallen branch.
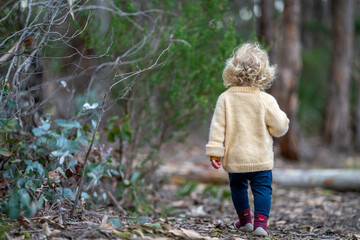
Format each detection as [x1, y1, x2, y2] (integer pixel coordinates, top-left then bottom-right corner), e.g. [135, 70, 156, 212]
[159, 162, 360, 191]
[105, 189, 127, 215]
[273, 169, 360, 191]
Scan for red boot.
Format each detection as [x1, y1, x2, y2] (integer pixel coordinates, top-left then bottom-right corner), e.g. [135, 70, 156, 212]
[253, 214, 269, 236]
[234, 208, 253, 232]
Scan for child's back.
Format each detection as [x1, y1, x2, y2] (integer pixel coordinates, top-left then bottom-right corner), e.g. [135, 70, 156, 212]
[206, 43, 289, 237]
[206, 86, 288, 173]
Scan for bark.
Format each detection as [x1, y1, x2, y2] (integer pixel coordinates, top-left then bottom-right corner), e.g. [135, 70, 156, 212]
[273, 169, 360, 191]
[323, 0, 354, 150]
[276, 0, 302, 160]
[300, 0, 314, 48]
[300, 0, 325, 48]
[259, 0, 275, 63]
[161, 163, 360, 191]
[355, 59, 360, 150]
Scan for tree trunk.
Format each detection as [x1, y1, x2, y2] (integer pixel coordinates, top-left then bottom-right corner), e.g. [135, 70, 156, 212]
[354, 53, 360, 150]
[323, 0, 354, 150]
[276, 0, 302, 160]
[259, 0, 275, 63]
[300, 0, 314, 48]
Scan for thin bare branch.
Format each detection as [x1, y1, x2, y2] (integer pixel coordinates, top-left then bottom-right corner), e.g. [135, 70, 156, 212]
[70, 92, 108, 217]
[110, 40, 173, 90]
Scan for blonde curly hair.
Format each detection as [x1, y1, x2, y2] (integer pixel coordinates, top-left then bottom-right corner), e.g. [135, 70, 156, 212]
[222, 43, 276, 89]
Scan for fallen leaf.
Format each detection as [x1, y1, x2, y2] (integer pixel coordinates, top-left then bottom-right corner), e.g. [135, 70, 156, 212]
[171, 200, 187, 208]
[50, 230, 61, 236]
[42, 222, 52, 236]
[188, 205, 207, 217]
[31, 216, 65, 230]
[18, 217, 32, 230]
[133, 229, 145, 239]
[170, 228, 205, 239]
[100, 215, 115, 232]
[112, 230, 132, 239]
[75, 164, 82, 174]
[48, 170, 61, 181]
[65, 168, 75, 178]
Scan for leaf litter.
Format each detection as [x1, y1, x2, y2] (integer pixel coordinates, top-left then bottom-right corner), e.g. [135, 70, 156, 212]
[2, 180, 360, 239]
[2, 136, 360, 240]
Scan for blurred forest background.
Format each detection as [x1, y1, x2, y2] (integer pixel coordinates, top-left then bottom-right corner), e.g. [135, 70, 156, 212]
[1, 0, 360, 232]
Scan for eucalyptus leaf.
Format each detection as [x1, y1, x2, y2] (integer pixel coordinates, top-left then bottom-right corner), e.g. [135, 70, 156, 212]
[91, 119, 97, 130]
[39, 122, 50, 131]
[131, 172, 140, 186]
[81, 192, 89, 199]
[32, 128, 44, 137]
[20, 191, 31, 209]
[102, 193, 107, 201]
[1, 200, 8, 213]
[25, 160, 45, 177]
[36, 196, 44, 209]
[59, 187, 73, 199]
[55, 119, 81, 129]
[24, 202, 36, 218]
[0, 148, 11, 157]
[8, 192, 20, 220]
[108, 219, 122, 227]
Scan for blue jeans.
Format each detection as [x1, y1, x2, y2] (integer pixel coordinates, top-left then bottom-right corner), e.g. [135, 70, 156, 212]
[229, 170, 272, 217]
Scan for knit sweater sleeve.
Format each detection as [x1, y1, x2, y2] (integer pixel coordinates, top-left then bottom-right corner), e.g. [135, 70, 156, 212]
[260, 92, 290, 138]
[206, 94, 226, 157]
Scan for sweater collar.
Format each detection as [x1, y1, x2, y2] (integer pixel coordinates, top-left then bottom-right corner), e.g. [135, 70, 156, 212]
[228, 86, 260, 93]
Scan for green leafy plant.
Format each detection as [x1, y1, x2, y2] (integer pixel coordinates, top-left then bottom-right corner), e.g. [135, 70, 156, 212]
[202, 184, 231, 201]
[0, 116, 91, 219]
[176, 181, 198, 197]
[0, 219, 10, 240]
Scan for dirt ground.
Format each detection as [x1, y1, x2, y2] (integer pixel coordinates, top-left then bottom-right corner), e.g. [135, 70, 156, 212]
[157, 130, 360, 239]
[3, 131, 360, 239]
[4, 182, 359, 240]
[161, 183, 360, 240]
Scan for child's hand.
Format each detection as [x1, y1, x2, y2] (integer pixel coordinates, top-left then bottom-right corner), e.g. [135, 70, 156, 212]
[210, 156, 221, 169]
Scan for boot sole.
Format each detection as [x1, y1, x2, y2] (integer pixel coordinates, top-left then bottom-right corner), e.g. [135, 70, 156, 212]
[253, 226, 269, 236]
[234, 222, 253, 232]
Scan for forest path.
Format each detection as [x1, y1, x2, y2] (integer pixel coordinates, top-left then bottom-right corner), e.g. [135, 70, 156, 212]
[5, 183, 359, 239]
[155, 131, 360, 239]
[4, 132, 360, 239]
[160, 183, 360, 240]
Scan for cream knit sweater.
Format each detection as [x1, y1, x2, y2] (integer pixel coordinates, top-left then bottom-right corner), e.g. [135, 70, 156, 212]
[206, 86, 289, 173]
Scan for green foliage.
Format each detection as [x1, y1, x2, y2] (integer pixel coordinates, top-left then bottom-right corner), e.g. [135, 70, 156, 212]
[0, 219, 10, 240]
[2, 189, 43, 220]
[0, 112, 153, 218]
[298, 47, 331, 135]
[0, 116, 90, 219]
[176, 181, 231, 201]
[176, 181, 198, 197]
[75, 0, 238, 215]
[84, 0, 237, 144]
[105, 115, 131, 143]
[202, 184, 231, 201]
[303, 20, 331, 36]
[1, 0, 238, 219]
[148, 0, 237, 131]
[355, 16, 360, 36]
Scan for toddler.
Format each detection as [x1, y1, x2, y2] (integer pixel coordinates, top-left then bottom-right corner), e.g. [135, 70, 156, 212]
[206, 43, 289, 236]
